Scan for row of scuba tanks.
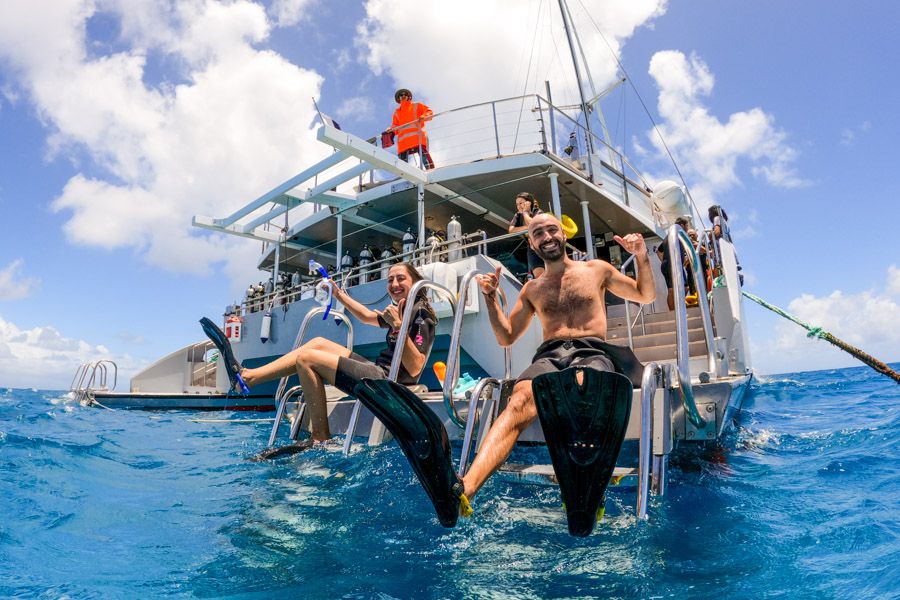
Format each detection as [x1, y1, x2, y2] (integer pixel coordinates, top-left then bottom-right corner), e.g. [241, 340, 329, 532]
[335, 215, 465, 284]
[237, 216, 467, 324]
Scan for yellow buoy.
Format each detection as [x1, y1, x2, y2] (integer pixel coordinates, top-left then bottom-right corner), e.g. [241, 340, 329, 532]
[560, 214, 578, 238]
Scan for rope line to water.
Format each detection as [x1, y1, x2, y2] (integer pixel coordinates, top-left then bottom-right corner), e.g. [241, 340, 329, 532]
[742, 290, 900, 384]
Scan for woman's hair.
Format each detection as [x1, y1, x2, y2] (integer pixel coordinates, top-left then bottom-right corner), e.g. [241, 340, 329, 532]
[388, 262, 437, 321]
[516, 192, 539, 212]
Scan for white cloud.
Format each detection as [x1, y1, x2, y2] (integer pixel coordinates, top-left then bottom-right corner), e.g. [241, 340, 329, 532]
[0, 0, 329, 276]
[645, 50, 807, 210]
[269, 0, 316, 27]
[354, 0, 667, 167]
[335, 95, 374, 122]
[0, 314, 143, 389]
[356, 0, 667, 112]
[758, 265, 900, 373]
[0, 260, 39, 301]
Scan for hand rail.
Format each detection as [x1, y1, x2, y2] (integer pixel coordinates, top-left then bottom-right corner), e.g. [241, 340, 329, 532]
[666, 225, 716, 428]
[636, 363, 661, 519]
[69, 363, 88, 392]
[343, 279, 457, 456]
[443, 269, 512, 427]
[387, 280, 457, 380]
[458, 376, 501, 476]
[619, 254, 647, 350]
[268, 306, 354, 447]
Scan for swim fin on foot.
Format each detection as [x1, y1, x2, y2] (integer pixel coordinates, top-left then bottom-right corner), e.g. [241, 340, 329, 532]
[531, 367, 633, 537]
[199, 317, 250, 395]
[352, 378, 470, 528]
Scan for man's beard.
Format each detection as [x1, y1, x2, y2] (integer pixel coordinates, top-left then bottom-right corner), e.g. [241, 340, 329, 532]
[532, 238, 565, 262]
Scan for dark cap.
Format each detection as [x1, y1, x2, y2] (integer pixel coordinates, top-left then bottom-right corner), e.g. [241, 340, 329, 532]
[395, 88, 412, 103]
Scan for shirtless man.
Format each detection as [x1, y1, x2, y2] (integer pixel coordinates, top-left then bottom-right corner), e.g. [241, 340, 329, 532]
[464, 213, 655, 498]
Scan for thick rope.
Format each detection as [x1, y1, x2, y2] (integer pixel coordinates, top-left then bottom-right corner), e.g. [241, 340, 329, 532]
[742, 291, 900, 384]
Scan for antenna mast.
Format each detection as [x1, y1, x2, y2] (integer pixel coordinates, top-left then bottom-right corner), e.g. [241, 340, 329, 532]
[558, 0, 595, 162]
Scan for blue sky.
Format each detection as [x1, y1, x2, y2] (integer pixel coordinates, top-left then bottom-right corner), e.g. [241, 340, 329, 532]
[0, 0, 898, 389]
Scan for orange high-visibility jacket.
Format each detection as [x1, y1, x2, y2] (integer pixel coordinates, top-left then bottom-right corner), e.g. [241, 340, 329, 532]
[392, 100, 433, 153]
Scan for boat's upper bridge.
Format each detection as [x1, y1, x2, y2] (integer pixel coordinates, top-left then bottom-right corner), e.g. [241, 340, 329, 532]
[193, 93, 669, 278]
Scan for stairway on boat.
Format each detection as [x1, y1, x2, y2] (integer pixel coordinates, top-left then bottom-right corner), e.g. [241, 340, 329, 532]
[605, 305, 708, 364]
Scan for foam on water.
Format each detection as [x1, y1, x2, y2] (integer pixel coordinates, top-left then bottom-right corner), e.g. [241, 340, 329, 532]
[1, 366, 899, 598]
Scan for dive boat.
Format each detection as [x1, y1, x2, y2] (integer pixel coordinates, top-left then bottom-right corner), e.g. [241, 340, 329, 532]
[72, 2, 753, 517]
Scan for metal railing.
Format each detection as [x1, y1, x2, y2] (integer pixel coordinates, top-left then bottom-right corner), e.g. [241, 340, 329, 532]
[444, 269, 513, 454]
[666, 225, 718, 428]
[620, 254, 647, 350]
[342, 279, 457, 455]
[240, 224, 591, 318]
[69, 360, 118, 404]
[267, 306, 354, 447]
[637, 363, 662, 519]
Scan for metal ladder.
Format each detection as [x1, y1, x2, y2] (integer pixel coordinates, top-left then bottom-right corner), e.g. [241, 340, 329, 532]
[441, 268, 680, 520]
[69, 360, 118, 405]
[266, 306, 354, 447]
[491, 363, 674, 520]
[342, 278, 458, 455]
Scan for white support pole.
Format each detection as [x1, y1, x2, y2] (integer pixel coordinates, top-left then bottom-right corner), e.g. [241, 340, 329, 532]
[549, 172, 562, 217]
[417, 183, 426, 255]
[580, 200, 595, 260]
[336, 214, 344, 270]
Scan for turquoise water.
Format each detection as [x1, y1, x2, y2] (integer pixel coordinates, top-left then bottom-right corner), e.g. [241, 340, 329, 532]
[2, 364, 898, 598]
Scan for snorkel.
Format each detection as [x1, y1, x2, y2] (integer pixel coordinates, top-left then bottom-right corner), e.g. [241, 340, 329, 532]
[309, 260, 333, 320]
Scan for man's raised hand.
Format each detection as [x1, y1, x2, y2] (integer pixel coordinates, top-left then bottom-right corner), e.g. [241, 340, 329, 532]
[476, 266, 502, 296]
[613, 233, 647, 257]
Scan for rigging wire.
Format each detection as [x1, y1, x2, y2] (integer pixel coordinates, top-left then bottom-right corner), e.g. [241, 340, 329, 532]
[574, 0, 710, 230]
[512, 0, 546, 153]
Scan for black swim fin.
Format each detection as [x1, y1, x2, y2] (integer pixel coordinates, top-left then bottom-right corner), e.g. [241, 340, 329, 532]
[249, 440, 314, 462]
[531, 367, 633, 537]
[352, 378, 470, 528]
[199, 317, 250, 395]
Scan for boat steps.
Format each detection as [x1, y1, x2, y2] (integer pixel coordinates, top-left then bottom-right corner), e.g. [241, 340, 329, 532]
[498, 463, 637, 485]
[608, 327, 706, 349]
[627, 340, 709, 363]
[606, 305, 703, 328]
[607, 315, 704, 336]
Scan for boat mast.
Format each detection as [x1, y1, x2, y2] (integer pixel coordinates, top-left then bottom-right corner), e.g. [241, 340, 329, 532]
[558, 0, 595, 174]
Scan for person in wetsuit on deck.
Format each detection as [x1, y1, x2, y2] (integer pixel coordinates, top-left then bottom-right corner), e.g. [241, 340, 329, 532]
[239, 262, 436, 444]
[464, 213, 656, 498]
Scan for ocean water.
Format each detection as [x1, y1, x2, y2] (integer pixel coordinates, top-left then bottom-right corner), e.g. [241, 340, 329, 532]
[1, 364, 898, 599]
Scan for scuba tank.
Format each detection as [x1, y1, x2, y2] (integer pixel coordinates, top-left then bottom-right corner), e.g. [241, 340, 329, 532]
[380, 247, 394, 280]
[402, 228, 416, 257]
[447, 215, 462, 262]
[359, 244, 374, 283]
[260, 309, 272, 343]
[340, 250, 354, 286]
[425, 230, 440, 264]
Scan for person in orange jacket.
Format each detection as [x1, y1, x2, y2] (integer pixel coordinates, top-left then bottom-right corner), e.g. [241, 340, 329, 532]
[390, 88, 435, 169]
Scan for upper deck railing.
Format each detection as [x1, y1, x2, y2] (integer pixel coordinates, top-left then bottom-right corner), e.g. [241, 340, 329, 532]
[370, 93, 653, 212]
[204, 93, 657, 249]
